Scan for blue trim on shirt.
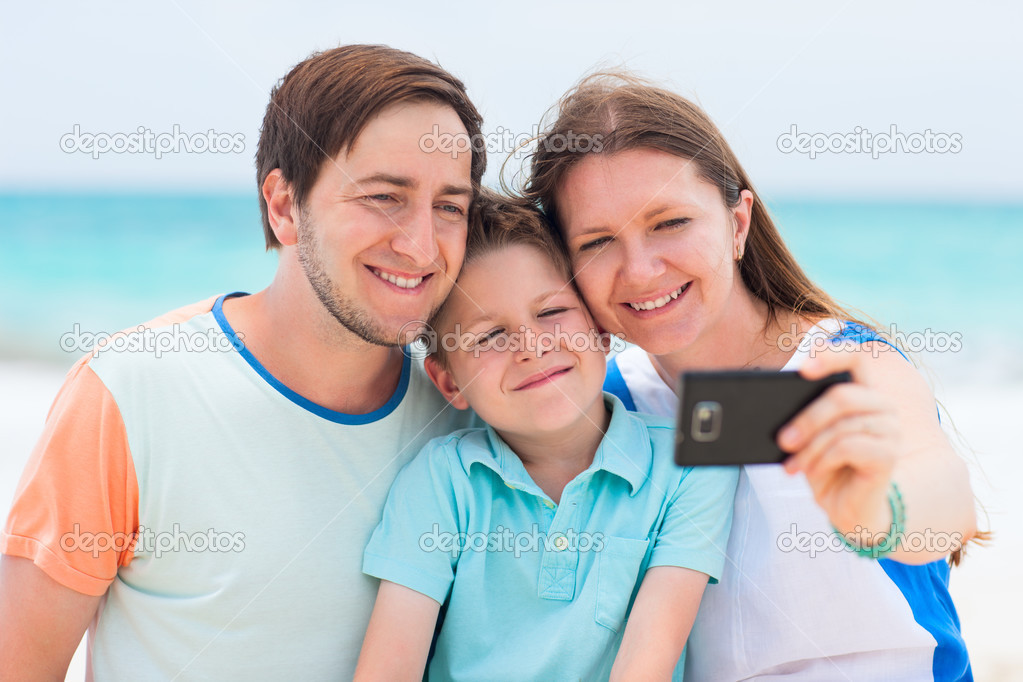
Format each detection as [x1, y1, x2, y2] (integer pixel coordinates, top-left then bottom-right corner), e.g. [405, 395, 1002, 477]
[604, 356, 637, 412]
[834, 321, 910, 362]
[211, 292, 412, 425]
[879, 559, 973, 681]
[832, 322, 970, 680]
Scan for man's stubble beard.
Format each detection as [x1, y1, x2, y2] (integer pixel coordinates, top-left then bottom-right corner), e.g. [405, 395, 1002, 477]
[296, 212, 438, 348]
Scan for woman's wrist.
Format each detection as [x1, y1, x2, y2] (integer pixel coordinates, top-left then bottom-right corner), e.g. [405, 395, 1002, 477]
[833, 481, 905, 559]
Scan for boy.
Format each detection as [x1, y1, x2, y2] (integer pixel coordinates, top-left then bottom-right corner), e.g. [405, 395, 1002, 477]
[354, 191, 738, 681]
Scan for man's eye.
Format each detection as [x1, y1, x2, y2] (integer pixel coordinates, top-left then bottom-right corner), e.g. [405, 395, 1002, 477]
[366, 194, 394, 203]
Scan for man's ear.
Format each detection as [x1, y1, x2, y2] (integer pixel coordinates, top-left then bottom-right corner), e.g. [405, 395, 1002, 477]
[262, 169, 299, 247]
[424, 355, 470, 410]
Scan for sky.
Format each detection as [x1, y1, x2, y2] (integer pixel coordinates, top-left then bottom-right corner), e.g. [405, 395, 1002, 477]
[0, 0, 1020, 200]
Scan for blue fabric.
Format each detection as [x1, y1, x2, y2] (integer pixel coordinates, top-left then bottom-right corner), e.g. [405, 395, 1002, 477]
[879, 559, 972, 680]
[603, 356, 637, 411]
[833, 322, 971, 680]
[834, 320, 910, 361]
[363, 393, 738, 682]
[212, 293, 412, 424]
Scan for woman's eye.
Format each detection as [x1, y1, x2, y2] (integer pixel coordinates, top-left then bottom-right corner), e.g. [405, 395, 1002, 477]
[438, 204, 465, 215]
[579, 236, 612, 251]
[657, 217, 689, 230]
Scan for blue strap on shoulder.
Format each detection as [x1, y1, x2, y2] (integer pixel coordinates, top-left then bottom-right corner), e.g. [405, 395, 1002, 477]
[603, 356, 637, 412]
[833, 321, 910, 362]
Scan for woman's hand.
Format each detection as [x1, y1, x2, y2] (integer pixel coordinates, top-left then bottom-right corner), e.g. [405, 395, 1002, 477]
[776, 340, 976, 563]
[778, 345, 899, 536]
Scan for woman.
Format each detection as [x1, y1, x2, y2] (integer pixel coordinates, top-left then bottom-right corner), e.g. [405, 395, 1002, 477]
[521, 72, 979, 680]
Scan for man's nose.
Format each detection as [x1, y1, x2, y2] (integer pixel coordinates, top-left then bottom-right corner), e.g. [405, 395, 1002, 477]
[391, 202, 440, 268]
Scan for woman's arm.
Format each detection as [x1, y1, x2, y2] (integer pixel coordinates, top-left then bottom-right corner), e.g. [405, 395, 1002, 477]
[353, 580, 440, 682]
[779, 342, 977, 564]
[609, 566, 708, 681]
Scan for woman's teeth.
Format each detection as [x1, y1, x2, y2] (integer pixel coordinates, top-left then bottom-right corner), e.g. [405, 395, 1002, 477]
[372, 269, 424, 289]
[628, 284, 687, 311]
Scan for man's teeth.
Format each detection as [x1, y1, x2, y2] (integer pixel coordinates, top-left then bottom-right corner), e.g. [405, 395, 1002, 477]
[628, 285, 685, 311]
[373, 269, 424, 289]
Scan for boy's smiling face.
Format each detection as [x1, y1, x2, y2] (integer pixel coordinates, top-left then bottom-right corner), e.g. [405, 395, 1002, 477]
[425, 243, 609, 442]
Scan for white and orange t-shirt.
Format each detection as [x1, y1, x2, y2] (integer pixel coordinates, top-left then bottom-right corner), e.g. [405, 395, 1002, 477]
[2, 293, 471, 680]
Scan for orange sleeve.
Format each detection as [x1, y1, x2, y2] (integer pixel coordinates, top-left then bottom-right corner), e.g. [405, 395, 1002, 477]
[1, 358, 139, 597]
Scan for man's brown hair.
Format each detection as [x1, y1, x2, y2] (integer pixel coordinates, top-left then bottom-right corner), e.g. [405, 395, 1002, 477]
[256, 44, 486, 249]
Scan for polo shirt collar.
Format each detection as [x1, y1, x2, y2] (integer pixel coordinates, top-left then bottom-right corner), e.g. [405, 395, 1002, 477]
[462, 392, 654, 499]
[593, 392, 654, 496]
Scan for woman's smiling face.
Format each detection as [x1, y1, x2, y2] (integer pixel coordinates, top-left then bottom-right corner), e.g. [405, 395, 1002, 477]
[556, 148, 752, 356]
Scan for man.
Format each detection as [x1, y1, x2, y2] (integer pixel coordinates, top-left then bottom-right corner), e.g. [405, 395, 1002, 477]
[0, 44, 485, 680]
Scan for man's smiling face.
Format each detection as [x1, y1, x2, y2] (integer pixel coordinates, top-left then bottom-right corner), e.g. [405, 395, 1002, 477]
[296, 100, 473, 346]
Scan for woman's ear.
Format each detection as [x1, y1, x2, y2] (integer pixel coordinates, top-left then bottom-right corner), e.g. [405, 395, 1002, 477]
[424, 355, 470, 410]
[262, 169, 299, 247]
[732, 189, 755, 258]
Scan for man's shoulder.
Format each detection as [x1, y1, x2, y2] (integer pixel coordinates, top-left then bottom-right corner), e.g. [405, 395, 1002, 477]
[72, 294, 234, 412]
[82, 294, 225, 368]
[401, 354, 475, 426]
[134, 295, 225, 332]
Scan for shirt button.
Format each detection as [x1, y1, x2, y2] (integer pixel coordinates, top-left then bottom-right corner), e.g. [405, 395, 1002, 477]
[553, 535, 569, 551]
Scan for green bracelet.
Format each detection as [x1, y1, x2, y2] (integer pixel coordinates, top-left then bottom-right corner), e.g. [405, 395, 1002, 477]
[833, 481, 905, 559]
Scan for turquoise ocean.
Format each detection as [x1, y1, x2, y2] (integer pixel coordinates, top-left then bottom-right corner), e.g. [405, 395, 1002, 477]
[0, 194, 1020, 383]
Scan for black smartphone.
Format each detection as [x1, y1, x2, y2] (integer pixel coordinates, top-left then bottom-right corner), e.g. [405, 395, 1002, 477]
[674, 370, 852, 466]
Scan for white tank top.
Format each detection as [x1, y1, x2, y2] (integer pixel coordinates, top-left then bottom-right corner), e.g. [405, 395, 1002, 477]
[604, 320, 970, 681]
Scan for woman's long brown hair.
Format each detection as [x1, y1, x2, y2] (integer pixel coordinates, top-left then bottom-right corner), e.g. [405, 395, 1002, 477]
[517, 70, 985, 564]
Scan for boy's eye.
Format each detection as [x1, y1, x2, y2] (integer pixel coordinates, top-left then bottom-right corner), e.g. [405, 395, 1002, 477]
[476, 328, 503, 347]
[538, 307, 569, 318]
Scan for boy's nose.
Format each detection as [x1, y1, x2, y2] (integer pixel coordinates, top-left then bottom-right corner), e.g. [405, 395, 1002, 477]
[512, 325, 556, 361]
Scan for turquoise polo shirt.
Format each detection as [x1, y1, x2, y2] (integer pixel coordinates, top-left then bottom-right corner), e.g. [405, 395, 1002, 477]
[363, 393, 738, 681]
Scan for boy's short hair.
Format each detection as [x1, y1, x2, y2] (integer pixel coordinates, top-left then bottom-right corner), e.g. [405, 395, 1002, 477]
[427, 189, 576, 364]
[464, 188, 573, 279]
